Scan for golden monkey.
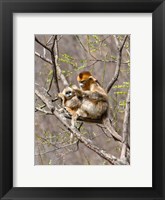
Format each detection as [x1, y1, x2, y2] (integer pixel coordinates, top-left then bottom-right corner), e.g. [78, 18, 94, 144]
[77, 71, 109, 119]
[58, 85, 87, 127]
[77, 71, 123, 141]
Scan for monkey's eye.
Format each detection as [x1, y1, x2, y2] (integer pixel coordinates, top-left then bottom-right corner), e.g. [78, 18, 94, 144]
[80, 80, 85, 83]
[66, 91, 72, 95]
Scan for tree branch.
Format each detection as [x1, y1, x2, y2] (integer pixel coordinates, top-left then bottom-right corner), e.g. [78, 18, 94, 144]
[47, 75, 54, 94]
[102, 116, 122, 142]
[54, 35, 69, 87]
[120, 89, 130, 161]
[106, 35, 128, 93]
[35, 51, 52, 64]
[50, 35, 60, 93]
[46, 35, 53, 46]
[75, 35, 88, 53]
[35, 88, 128, 165]
[35, 107, 53, 115]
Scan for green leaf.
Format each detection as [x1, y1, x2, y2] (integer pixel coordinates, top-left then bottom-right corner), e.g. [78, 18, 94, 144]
[114, 91, 128, 95]
[119, 101, 126, 107]
[76, 65, 86, 71]
[48, 69, 53, 76]
[110, 55, 117, 60]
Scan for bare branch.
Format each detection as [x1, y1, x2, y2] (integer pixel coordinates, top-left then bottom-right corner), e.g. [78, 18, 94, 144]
[35, 51, 52, 64]
[75, 35, 88, 53]
[35, 36, 51, 52]
[102, 116, 122, 142]
[126, 49, 130, 57]
[90, 59, 129, 65]
[46, 35, 53, 46]
[88, 60, 99, 67]
[35, 89, 128, 165]
[54, 35, 69, 87]
[120, 89, 130, 161]
[113, 35, 120, 48]
[106, 35, 128, 93]
[35, 89, 55, 113]
[35, 107, 53, 115]
[47, 75, 54, 94]
[87, 35, 98, 60]
[50, 35, 60, 93]
[97, 124, 113, 138]
[57, 35, 63, 41]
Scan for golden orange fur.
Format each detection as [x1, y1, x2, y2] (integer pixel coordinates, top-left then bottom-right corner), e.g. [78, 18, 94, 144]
[77, 71, 109, 119]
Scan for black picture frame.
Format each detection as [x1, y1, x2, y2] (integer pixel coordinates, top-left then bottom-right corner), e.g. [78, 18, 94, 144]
[0, 0, 165, 199]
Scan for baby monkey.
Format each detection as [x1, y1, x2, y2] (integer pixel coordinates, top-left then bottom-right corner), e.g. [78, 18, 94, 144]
[58, 85, 87, 127]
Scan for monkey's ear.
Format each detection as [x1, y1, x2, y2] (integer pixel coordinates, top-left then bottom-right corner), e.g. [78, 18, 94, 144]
[89, 76, 97, 81]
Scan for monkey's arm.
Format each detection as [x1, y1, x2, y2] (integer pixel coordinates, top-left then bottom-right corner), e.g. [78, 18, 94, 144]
[58, 93, 65, 107]
[74, 89, 83, 98]
[82, 91, 108, 102]
[71, 85, 83, 97]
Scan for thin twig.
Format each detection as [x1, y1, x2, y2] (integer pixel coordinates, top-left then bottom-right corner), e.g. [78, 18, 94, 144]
[35, 51, 52, 64]
[88, 60, 99, 67]
[47, 75, 54, 94]
[97, 124, 112, 138]
[75, 35, 88, 53]
[35, 36, 51, 52]
[46, 35, 53, 46]
[102, 116, 122, 142]
[87, 35, 98, 60]
[57, 35, 63, 41]
[76, 35, 97, 60]
[106, 35, 128, 93]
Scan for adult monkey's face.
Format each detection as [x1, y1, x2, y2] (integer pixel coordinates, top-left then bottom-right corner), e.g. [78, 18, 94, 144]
[77, 71, 96, 90]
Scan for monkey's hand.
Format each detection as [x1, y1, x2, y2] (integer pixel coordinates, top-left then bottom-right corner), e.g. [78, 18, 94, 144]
[73, 88, 83, 97]
[81, 90, 91, 98]
[71, 85, 79, 90]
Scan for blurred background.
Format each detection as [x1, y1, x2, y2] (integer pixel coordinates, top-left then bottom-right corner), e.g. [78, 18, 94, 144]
[35, 35, 130, 165]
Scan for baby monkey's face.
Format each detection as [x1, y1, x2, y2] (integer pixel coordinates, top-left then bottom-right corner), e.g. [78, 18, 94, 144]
[63, 87, 75, 99]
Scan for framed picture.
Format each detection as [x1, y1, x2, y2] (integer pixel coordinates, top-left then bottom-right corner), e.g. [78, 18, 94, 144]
[0, 0, 165, 199]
